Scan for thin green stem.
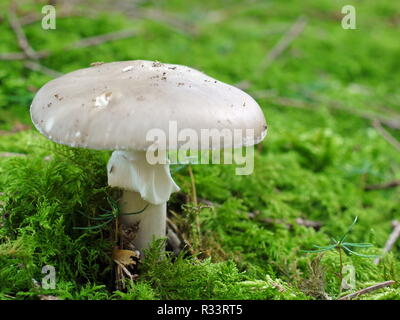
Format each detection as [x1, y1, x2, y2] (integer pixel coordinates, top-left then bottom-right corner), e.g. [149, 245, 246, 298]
[339, 246, 343, 292]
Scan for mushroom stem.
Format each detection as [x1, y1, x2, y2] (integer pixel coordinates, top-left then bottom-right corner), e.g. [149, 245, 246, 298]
[119, 191, 166, 250]
[107, 150, 180, 250]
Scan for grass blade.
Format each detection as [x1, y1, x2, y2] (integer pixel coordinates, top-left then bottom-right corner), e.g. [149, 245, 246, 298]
[342, 242, 373, 248]
[339, 216, 358, 243]
[342, 245, 379, 258]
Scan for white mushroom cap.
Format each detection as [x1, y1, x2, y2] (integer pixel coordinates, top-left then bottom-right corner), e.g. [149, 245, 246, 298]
[30, 60, 267, 151]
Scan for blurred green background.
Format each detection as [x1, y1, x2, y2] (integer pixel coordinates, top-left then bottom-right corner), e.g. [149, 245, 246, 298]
[0, 0, 399, 300]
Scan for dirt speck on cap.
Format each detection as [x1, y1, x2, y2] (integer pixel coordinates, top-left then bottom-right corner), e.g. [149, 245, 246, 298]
[94, 92, 112, 109]
[90, 61, 104, 67]
[152, 61, 163, 67]
[122, 66, 134, 72]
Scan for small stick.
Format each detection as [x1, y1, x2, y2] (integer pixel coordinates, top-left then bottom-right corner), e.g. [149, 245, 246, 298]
[0, 152, 27, 157]
[372, 119, 400, 151]
[338, 280, 395, 300]
[259, 16, 307, 71]
[187, 165, 198, 206]
[24, 61, 63, 78]
[8, 2, 38, 60]
[199, 198, 323, 230]
[252, 94, 400, 130]
[98, 3, 198, 36]
[0, 29, 138, 61]
[198, 198, 215, 207]
[133, 8, 197, 36]
[238, 17, 307, 89]
[295, 218, 323, 230]
[113, 259, 134, 281]
[365, 180, 400, 191]
[255, 217, 323, 230]
[0, 124, 31, 136]
[374, 221, 400, 265]
[0, 52, 27, 60]
[188, 165, 201, 246]
[67, 29, 137, 50]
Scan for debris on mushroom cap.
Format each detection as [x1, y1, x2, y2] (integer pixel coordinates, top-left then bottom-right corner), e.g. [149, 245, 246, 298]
[122, 66, 134, 72]
[90, 61, 105, 67]
[30, 60, 267, 151]
[94, 92, 112, 109]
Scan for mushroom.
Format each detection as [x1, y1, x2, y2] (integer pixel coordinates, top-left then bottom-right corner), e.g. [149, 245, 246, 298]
[30, 60, 267, 251]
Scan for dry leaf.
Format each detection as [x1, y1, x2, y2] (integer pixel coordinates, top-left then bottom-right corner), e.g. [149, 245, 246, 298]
[112, 248, 139, 266]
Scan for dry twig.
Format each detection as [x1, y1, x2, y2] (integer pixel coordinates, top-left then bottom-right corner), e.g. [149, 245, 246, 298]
[248, 214, 323, 230]
[198, 198, 322, 230]
[66, 29, 138, 50]
[1, 0, 138, 81]
[374, 221, 400, 265]
[0, 122, 31, 136]
[94, 1, 198, 36]
[0, 152, 27, 157]
[258, 16, 307, 72]
[236, 17, 307, 89]
[372, 119, 400, 151]
[251, 94, 400, 130]
[0, 29, 138, 61]
[113, 259, 135, 281]
[24, 60, 63, 78]
[131, 8, 197, 35]
[338, 280, 395, 300]
[0, 52, 27, 60]
[8, 2, 38, 60]
[365, 180, 400, 191]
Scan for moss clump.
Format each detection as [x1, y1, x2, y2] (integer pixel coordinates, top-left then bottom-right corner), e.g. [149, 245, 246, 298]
[0, 134, 114, 298]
